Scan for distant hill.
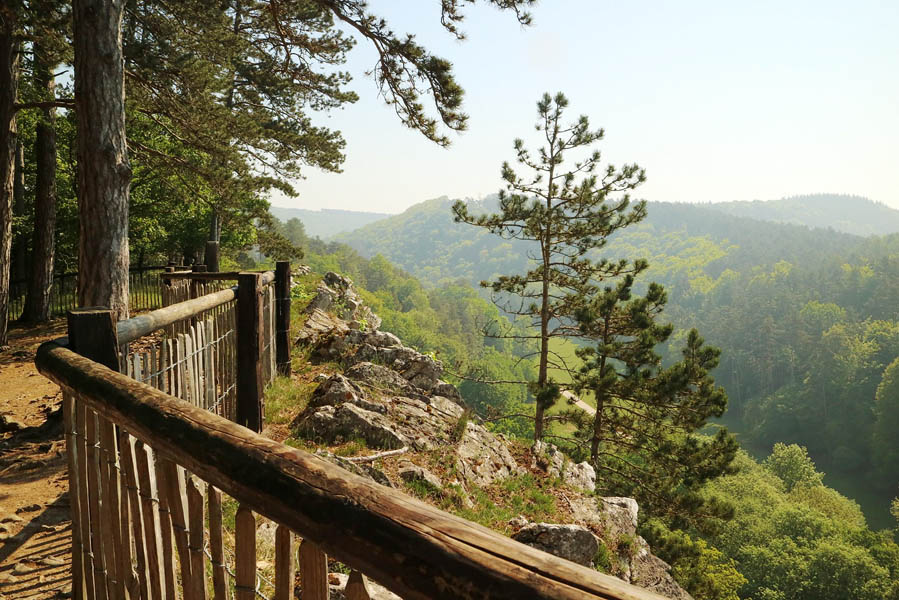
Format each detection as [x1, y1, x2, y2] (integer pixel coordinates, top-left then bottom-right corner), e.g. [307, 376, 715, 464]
[333, 195, 865, 289]
[269, 206, 391, 239]
[703, 194, 899, 236]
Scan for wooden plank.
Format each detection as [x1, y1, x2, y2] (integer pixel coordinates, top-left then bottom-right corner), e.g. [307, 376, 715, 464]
[120, 432, 150, 600]
[234, 505, 256, 600]
[186, 478, 208, 600]
[207, 485, 228, 600]
[205, 319, 215, 411]
[153, 458, 178, 600]
[160, 459, 194, 599]
[135, 442, 169, 600]
[299, 540, 328, 600]
[63, 393, 88, 600]
[237, 273, 263, 432]
[38, 338, 671, 600]
[84, 406, 109, 600]
[274, 525, 295, 600]
[100, 417, 127, 599]
[346, 572, 371, 600]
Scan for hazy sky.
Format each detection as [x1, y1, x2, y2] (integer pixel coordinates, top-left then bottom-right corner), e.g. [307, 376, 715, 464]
[273, 0, 899, 214]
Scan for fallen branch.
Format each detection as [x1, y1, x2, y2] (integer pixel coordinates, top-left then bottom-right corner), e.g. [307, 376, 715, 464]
[344, 446, 409, 463]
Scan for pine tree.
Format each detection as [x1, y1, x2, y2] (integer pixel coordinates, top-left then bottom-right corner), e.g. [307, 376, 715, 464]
[452, 92, 646, 440]
[570, 275, 738, 527]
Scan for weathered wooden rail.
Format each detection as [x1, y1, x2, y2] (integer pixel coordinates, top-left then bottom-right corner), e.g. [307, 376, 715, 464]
[35, 265, 671, 600]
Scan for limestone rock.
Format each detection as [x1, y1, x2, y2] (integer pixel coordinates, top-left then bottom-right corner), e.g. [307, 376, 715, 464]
[397, 460, 442, 492]
[345, 362, 415, 395]
[0, 414, 24, 432]
[308, 374, 387, 415]
[455, 420, 523, 487]
[630, 540, 693, 600]
[327, 573, 401, 600]
[293, 404, 407, 450]
[511, 523, 600, 568]
[601, 497, 640, 540]
[531, 441, 596, 492]
[316, 451, 393, 488]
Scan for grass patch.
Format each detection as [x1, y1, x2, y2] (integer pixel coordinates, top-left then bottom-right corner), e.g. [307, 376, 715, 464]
[447, 474, 560, 534]
[264, 376, 318, 425]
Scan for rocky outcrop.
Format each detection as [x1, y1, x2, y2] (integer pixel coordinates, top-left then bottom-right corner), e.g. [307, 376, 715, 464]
[397, 460, 443, 492]
[531, 441, 596, 492]
[512, 523, 600, 567]
[292, 271, 691, 600]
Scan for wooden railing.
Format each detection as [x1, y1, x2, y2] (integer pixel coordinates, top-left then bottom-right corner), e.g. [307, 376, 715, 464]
[34, 266, 670, 600]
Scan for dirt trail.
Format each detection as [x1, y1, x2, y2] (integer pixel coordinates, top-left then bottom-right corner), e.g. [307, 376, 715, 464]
[0, 321, 73, 599]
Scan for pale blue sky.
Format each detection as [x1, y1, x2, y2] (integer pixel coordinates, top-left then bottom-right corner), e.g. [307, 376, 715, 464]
[274, 0, 899, 214]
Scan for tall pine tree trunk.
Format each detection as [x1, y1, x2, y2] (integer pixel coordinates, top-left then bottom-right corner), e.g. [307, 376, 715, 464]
[0, 22, 19, 348]
[12, 140, 25, 283]
[23, 50, 57, 323]
[73, 0, 130, 319]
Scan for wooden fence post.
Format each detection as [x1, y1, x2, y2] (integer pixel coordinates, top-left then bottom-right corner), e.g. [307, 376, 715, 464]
[236, 272, 263, 432]
[66, 308, 120, 599]
[205, 241, 220, 273]
[68, 307, 121, 371]
[275, 261, 291, 377]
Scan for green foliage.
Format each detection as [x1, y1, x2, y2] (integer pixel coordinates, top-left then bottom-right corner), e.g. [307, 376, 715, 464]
[453, 92, 647, 439]
[763, 443, 825, 492]
[695, 448, 899, 600]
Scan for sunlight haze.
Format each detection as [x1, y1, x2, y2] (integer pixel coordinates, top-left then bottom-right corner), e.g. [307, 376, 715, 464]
[277, 0, 899, 214]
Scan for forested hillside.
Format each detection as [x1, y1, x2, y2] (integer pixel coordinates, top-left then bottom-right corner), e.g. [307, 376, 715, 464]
[281, 225, 899, 600]
[706, 194, 899, 237]
[334, 196, 899, 528]
[269, 206, 391, 239]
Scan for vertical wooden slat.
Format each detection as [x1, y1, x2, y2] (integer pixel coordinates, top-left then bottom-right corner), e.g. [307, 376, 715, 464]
[274, 526, 295, 600]
[235, 505, 256, 600]
[153, 459, 178, 600]
[120, 433, 150, 600]
[299, 540, 329, 600]
[207, 486, 228, 600]
[149, 345, 158, 391]
[135, 442, 168, 600]
[186, 325, 198, 406]
[64, 393, 88, 600]
[99, 418, 126, 600]
[186, 478, 208, 600]
[160, 459, 194, 599]
[85, 407, 110, 600]
[176, 334, 186, 401]
[345, 572, 371, 600]
[205, 319, 215, 411]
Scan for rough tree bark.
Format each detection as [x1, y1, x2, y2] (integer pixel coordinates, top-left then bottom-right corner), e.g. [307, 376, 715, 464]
[204, 211, 221, 271]
[23, 48, 57, 323]
[0, 17, 19, 348]
[12, 140, 25, 283]
[73, 0, 131, 319]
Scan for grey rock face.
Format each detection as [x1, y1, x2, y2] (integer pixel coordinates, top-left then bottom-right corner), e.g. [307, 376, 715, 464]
[315, 451, 393, 488]
[511, 523, 600, 567]
[601, 497, 640, 540]
[397, 460, 443, 492]
[344, 362, 415, 395]
[308, 374, 387, 414]
[531, 441, 596, 492]
[326, 573, 401, 600]
[294, 403, 408, 450]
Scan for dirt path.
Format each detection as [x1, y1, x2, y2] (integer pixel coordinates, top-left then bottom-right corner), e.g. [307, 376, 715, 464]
[561, 390, 595, 416]
[0, 321, 73, 600]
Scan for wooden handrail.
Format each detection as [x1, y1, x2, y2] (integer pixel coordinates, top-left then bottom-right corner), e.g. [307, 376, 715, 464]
[35, 339, 669, 600]
[162, 270, 276, 286]
[116, 286, 238, 344]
